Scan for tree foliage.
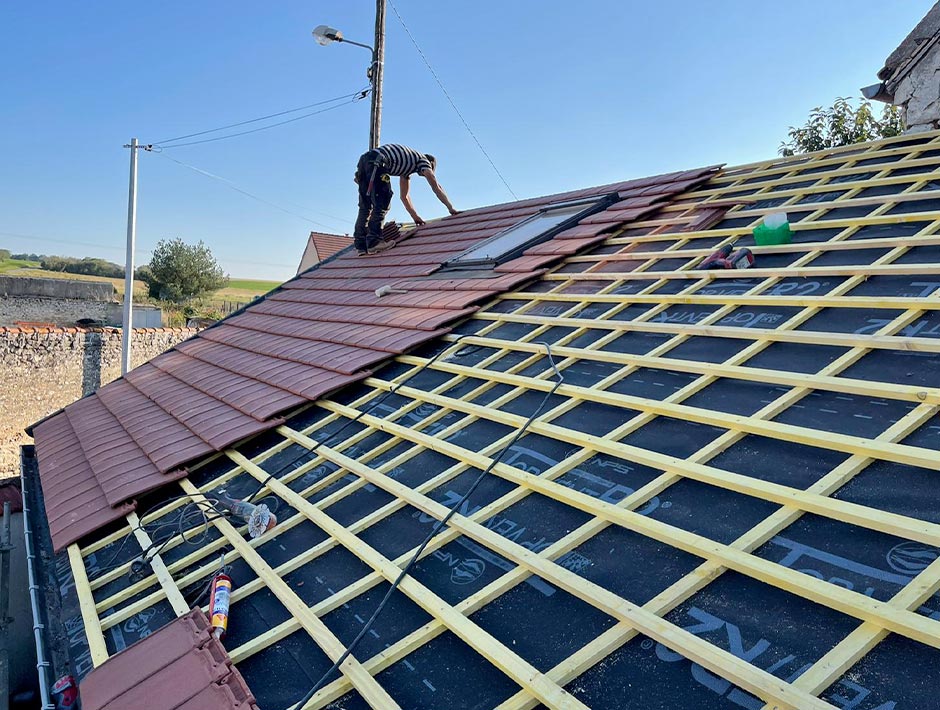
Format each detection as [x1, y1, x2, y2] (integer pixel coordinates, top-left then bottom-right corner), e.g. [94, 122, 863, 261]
[147, 237, 227, 302]
[40, 255, 124, 278]
[780, 97, 903, 156]
[0, 249, 10, 261]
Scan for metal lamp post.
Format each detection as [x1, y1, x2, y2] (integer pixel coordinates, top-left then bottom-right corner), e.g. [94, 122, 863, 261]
[312, 1, 386, 150]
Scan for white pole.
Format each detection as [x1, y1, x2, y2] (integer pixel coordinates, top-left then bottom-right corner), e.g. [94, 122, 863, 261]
[121, 138, 138, 376]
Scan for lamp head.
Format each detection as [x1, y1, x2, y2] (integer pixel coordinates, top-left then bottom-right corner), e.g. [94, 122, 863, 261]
[312, 24, 343, 46]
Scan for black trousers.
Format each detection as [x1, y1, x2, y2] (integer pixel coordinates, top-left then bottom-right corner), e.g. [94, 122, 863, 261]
[353, 150, 393, 251]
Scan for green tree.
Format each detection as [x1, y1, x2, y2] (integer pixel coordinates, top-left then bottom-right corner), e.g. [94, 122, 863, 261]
[147, 238, 227, 302]
[40, 255, 76, 271]
[0, 249, 11, 261]
[780, 97, 903, 156]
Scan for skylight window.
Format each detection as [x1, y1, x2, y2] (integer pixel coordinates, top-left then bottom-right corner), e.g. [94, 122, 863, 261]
[444, 195, 615, 269]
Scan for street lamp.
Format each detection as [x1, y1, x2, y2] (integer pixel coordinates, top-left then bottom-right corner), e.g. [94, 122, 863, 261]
[312, 9, 386, 150]
[312, 25, 372, 52]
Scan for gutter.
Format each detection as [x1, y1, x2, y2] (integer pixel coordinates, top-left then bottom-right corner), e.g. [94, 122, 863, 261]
[20, 448, 54, 709]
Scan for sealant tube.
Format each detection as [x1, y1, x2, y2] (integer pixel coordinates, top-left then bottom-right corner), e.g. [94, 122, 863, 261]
[209, 572, 233, 639]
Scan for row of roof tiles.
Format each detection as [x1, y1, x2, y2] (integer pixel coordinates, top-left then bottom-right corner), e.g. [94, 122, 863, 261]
[80, 609, 258, 710]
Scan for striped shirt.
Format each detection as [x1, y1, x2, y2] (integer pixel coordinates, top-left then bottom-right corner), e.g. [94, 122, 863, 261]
[375, 144, 432, 177]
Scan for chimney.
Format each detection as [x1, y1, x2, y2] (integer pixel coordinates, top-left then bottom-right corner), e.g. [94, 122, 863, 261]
[864, 2, 940, 133]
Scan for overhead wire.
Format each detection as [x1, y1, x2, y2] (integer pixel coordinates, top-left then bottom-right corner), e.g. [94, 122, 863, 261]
[149, 150, 345, 231]
[293, 341, 563, 709]
[0, 231, 154, 258]
[152, 90, 369, 146]
[152, 88, 371, 149]
[387, 0, 518, 200]
[0, 231, 306, 270]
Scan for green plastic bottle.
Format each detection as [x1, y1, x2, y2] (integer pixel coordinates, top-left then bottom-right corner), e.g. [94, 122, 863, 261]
[753, 212, 792, 245]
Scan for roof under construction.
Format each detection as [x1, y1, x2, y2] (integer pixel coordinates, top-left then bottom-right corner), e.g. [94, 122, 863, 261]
[23, 131, 940, 710]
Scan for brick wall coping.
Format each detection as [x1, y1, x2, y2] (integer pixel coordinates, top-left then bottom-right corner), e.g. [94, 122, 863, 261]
[0, 326, 199, 335]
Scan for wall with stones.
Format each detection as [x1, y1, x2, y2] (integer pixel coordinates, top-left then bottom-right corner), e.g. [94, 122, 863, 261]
[0, 326, 197, 476]
[894, 41, 940, 133]
[0, 296, 114, 326]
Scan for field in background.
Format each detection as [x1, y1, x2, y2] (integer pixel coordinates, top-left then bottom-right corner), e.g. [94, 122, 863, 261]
[217, 278, 281, 303]
[0, 258, 40, 273]
[0, 265, 279, 303]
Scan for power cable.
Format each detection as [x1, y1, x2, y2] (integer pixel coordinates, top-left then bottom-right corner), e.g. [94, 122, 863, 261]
[0, 231, 153, 257]
[387, 0, 518, 200]
[149, 150, 342, 230]
[1, 232, 300, 269]
[293, 341, 563, 708]
[0, 231, 311, 270]
[153, 90, 368, 146]
[152, 89, 370, 149]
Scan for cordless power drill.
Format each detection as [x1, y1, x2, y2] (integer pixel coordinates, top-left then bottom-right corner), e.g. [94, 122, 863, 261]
[697, 243, 755, 270]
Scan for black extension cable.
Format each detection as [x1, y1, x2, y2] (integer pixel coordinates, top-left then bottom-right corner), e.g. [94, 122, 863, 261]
[293, 342, 563, 708]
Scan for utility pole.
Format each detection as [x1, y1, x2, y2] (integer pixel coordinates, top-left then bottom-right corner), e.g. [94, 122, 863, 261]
[369, 0, 386, 150]
[121, 138, 139, 376]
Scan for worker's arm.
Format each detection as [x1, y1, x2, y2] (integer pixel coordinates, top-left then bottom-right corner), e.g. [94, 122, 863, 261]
[399, 176, 425, 225]
[420, 169, 459, 216]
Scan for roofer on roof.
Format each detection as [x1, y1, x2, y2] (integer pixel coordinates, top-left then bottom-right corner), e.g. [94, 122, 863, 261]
[353, 143, 459, 255]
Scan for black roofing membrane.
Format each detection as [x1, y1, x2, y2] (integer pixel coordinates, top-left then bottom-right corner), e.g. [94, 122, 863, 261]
[53, 145, 940, 710]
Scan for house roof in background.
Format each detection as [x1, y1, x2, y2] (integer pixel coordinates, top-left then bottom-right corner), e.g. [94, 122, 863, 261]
[298, 232, 353, 274]
[51, 130, 940, 710]
[31, 166, 716, 551]
[878, 1, 940, 83]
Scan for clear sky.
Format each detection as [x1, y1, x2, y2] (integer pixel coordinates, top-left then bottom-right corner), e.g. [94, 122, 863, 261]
[1, 1, 935, 280]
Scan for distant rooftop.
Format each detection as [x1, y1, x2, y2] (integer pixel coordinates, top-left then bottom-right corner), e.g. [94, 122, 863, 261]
[297, 231, 353, 274]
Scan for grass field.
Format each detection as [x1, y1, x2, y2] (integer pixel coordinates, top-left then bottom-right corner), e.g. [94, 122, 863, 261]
[216, 278, 281, 302]
[0, 258, 40, 273]
[0, 264, 281, 304]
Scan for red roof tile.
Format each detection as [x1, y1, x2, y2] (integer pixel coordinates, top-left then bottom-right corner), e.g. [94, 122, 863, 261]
[80, 609, 258, 710]
[32, 165, 717, 550]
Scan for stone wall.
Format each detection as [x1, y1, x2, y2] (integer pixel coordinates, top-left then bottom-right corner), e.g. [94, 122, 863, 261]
[0, 296, 114, 326]
[893, 41, 940, 133]
[0, 275, 114, 300]
[0, 326, 198, 476]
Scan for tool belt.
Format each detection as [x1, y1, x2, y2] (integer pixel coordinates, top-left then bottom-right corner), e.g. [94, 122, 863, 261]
[363, 150, 390, 197]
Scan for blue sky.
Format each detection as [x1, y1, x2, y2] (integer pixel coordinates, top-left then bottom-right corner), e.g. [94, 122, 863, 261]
[1, 1, 934, 280]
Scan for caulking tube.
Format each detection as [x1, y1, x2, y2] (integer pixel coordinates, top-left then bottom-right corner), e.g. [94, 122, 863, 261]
[209, 572, 233, 639]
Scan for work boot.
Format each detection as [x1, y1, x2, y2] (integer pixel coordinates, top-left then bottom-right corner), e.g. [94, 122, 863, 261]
[368, 239, 395, 254]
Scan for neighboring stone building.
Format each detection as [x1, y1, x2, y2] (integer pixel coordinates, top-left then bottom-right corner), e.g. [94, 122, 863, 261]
[866, 1, 940, 132]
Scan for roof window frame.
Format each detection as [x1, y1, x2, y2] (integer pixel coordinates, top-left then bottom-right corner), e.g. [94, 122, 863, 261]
[442, 193, 620, 270]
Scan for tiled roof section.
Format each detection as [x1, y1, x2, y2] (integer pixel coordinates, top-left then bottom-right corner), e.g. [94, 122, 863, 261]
[879, 2, 940, 81]
[298, 231, 352, 273]
[32, 413, 135, 548]
[80, 609, 258, 710]
[32, 165, 717, 550]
